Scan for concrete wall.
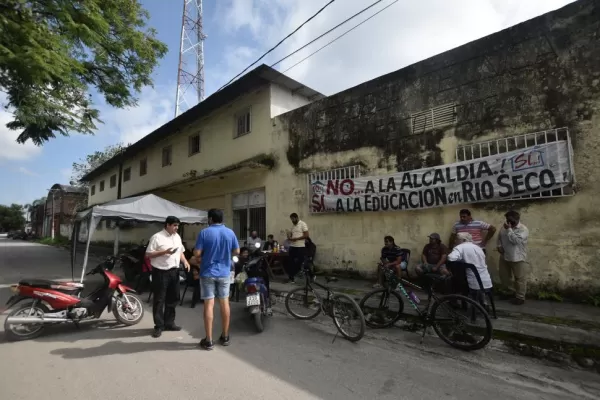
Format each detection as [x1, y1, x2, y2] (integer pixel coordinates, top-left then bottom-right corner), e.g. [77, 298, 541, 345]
[270, 83, 313, 118]
[269, 0, 600, 292]
[87, 82, 314, 208]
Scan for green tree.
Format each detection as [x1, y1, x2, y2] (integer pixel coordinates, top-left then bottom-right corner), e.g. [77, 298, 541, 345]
[0, 204, 26, 231]
[69, 142, 127, 187]
[0, 0, 168, 145]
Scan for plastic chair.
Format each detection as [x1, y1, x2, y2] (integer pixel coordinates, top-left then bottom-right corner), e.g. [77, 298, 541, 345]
[446, 261, 497, 319]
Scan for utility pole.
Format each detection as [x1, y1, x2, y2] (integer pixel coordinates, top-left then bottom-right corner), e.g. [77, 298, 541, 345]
[175, 0, 207, 117]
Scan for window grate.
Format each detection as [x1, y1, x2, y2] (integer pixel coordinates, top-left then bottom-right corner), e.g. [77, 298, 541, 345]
[411, 103, 457, 134]
[307, 165, 362, 214]
[235, 108, 251, 138]
[123, 168, 131, 182]
[455, 127, 575, 201]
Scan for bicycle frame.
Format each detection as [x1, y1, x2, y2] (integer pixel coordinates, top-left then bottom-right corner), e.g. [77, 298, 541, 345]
[380, 264, 442, 319]
[298, 266, 334, 314]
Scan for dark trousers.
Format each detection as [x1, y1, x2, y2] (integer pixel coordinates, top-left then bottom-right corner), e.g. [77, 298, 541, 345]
[152, 267, 180, 329]
[285, 247, 306, 280]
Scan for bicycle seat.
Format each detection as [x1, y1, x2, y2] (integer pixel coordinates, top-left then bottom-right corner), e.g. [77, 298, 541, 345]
[325, 276, 338, 283]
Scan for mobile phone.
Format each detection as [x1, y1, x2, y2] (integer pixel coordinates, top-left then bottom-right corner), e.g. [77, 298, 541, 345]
[169, 247, 177, 254]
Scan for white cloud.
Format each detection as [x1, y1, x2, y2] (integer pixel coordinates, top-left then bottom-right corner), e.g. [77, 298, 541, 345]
[0, 93, 43, 162]
[213, 0, 576, 95]
[97, 84, 175, 144]
[17, 167, 39, 177]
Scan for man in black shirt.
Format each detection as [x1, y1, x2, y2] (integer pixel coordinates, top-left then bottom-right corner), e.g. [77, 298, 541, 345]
[374, 236, 407, 288]
[262, 234, 277, 251]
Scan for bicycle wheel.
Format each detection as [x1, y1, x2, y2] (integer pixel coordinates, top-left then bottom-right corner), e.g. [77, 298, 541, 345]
[430, 294, 492, 351]
[331, 293, 366, 342]
[359, 289, 404, 329]
[285, 287, 322, 320]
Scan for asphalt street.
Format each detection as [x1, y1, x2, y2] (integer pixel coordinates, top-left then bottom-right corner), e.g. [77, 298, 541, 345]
[0, 236, 599, 400]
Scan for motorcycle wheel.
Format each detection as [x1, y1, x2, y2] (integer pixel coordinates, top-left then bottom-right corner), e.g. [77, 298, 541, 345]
[4, 302, 50, 341]
[253, 312, 264, 333]
[113, 293, 144, 326]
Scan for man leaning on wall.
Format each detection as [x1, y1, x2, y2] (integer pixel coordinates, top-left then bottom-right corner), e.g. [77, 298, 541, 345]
[497, 210, 530, 305]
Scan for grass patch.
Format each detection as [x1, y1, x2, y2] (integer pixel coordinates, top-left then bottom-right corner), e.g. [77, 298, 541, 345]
[36, 236, 70, 246]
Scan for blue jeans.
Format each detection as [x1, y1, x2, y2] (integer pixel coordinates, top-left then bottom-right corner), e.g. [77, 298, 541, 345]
[200, 277, 230, 300]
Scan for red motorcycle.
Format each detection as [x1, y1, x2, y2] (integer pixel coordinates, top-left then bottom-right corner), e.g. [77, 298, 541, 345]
[3, 256, 144, 341]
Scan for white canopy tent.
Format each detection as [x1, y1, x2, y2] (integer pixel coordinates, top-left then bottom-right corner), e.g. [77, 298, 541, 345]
[71, 194, 208, 282]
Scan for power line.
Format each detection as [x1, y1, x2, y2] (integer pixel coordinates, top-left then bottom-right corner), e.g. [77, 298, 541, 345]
[216, 0, 336, 92]
[281, 0, 399, 75]
[270, 0, 388, 69]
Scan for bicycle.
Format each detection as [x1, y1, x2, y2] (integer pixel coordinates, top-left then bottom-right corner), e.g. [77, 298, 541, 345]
[284, 260, 366, 342]
[359, 263, 493, 351]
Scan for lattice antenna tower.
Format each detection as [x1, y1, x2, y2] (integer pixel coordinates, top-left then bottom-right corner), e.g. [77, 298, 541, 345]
[175, 0, 207, 117]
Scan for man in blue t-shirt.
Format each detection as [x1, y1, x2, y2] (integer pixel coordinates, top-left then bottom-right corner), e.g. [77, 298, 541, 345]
[194, 209, 240, 350]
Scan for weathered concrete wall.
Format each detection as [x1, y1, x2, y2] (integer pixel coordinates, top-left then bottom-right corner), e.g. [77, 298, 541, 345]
[269, 0, 600, 292]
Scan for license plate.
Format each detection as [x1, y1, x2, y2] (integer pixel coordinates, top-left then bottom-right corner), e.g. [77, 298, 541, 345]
[246, 294, 261, 307]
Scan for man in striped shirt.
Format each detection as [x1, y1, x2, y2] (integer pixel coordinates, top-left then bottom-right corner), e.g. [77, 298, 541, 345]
[448, 209, 496, 254]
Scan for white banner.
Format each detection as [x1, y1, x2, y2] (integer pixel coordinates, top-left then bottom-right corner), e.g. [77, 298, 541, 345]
[309, 141, 573, 213]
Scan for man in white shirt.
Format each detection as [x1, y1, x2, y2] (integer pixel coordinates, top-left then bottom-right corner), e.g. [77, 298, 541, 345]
[146, 216, 190, 338]
[447, 232, 493, 293]
[285, 213, 309, 283]
[245, 230, 262, 249]
[497, 210, 529, 305]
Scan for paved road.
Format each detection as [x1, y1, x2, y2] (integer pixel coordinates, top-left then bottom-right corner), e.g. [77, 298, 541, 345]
[0, 236, 598, 400]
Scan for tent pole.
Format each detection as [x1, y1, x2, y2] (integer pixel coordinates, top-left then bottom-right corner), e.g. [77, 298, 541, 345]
[80, 218, 94, 283]
[114, 226, 120, 256]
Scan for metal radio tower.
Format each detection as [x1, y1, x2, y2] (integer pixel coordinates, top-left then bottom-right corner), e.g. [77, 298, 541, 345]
[175, 0, 207, 117]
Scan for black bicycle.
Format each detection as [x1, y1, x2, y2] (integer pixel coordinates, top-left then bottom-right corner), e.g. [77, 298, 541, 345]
[284, 261, 366, 342]
[359, 263, 493, 351]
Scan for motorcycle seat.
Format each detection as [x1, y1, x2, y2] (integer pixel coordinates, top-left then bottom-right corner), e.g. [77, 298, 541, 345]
[19, 279, 84, 292]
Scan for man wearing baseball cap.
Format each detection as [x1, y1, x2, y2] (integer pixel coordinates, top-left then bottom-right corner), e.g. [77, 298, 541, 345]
[415, 233, 449, 277]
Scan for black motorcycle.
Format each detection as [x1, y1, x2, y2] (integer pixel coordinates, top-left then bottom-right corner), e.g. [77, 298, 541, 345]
[119, 241, 148, 282]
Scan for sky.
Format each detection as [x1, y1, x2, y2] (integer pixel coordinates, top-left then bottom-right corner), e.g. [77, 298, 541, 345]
[0, 0, 575, 206]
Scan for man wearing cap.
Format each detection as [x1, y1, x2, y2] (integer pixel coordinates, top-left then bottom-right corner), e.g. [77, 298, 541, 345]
[415, 233, 449, 277]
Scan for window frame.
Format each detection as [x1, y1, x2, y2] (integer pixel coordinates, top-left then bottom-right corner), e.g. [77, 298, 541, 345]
[234, 107, 252, 138]
[109, 174, 117, 188]
[188, 133, 201, 156]
[162, 145, 172, 167]
[123, 167, 131, 182]
[99, 180, 105, 192]
[139, 158, 147, 176]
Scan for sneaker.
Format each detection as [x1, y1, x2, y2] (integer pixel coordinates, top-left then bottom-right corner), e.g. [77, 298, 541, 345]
[510, 298, 525, 305]
[199, 338, 214, 350]
[219, 335, 231, 346]
[285, 279, 295, 284]
[266, 307, 273, 316]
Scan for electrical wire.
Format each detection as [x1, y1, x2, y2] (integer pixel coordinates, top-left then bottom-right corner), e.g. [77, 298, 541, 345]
[281, 0, 399, 75]
[270, 0, 388, 69]
[216, 0, 336, 92]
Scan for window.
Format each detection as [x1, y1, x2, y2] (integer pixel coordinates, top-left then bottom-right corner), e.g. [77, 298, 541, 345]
[235, 108, 251, 138]
[99, 180, 105, 192]
[232, 189, 266, 241]
[162, 146, 172, 167]
[411, 103, 457, 134]
[189, 133, 200, 156]
[123, 167, 131, 182]
[456, 127, 575, 200]
[90, 185, 96, 196]
[139, 158, 147, 176]
[109, 174, 117, 188]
